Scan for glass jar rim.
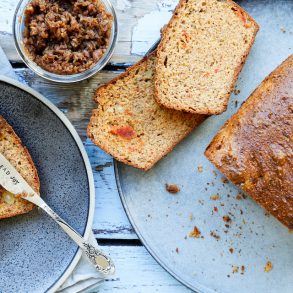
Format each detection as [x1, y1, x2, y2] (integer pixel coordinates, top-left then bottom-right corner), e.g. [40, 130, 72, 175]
[13, 0, 118, 83]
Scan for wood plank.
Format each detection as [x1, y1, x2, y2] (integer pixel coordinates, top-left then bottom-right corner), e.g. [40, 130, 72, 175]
[14, 68, 138, 239]
[0, 0, 177, 64]
[85, 140, 137, 240]
[15, 68, 123, 140]
[93, 245, 191, 292]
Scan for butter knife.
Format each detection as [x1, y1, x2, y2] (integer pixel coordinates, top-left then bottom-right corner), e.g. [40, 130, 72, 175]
[0, 153, 115, 275]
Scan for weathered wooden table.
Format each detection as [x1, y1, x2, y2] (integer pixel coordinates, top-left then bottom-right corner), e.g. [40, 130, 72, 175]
[0, 0, 191, 291]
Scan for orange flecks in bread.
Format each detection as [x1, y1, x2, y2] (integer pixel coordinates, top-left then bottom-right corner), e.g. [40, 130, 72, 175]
[180, 31, 191, 49]
[232, 8, 252, 28]
[182, 31, 191, 43]
[110, 125, 136, 140]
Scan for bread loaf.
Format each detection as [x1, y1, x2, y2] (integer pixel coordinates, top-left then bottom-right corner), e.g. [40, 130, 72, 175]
[205, 55, 293, 230]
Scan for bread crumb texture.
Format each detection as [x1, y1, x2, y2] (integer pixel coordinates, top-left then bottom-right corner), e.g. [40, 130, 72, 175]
[0, 116, 40, 219]
[205, 55, 293, 230]
[155, 0, 259, 114]
[87, 52, 205, 170]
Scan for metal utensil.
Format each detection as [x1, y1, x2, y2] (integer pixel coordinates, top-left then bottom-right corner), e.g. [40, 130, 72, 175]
[0, 153, 115, 275]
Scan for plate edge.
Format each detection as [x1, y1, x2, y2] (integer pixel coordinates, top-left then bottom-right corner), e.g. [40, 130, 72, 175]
[0, 75, 96, 293]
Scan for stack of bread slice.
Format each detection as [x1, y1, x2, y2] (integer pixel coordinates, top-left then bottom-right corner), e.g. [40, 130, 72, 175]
[88, 0, 259, 170]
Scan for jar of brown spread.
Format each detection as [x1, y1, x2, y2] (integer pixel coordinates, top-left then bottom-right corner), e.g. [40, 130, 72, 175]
[23, 0, 113, 75]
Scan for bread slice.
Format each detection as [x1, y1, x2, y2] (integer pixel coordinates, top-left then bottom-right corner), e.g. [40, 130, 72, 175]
[205, 55, 293, 230]
[0, 116, 40, 219]
[87, 52, 206, 170]
[155, 0, 259, 115]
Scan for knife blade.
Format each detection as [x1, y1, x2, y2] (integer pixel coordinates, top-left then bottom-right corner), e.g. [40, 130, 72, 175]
[0, 153, 37, 200]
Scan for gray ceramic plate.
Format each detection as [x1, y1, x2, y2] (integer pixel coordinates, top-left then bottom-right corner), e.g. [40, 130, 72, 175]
[115, 1, 293, 292]
[0, 76, 95, 293]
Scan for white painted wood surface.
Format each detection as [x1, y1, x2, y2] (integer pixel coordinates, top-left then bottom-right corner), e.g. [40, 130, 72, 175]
[92, 245, 191, 293]
[0, 0, 192, 292]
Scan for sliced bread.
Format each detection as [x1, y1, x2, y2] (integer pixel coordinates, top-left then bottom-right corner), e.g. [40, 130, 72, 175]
[155, 0, 259, 115]
[87, 52, 206, 170]
[205, 55, 293, 229]
[0, 116, 40, 219]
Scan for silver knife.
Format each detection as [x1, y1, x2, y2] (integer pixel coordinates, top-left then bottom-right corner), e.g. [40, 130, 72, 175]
[0, 152, 115, 275]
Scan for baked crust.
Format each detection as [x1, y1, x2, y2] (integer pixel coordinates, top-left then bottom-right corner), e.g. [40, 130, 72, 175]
[205, 55, 293, 229]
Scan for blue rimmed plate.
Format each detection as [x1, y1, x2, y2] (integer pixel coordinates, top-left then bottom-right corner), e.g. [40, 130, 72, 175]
[0, 76, 95, 293]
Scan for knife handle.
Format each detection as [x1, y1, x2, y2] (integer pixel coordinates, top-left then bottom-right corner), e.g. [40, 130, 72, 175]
[32, 197, 115, 275]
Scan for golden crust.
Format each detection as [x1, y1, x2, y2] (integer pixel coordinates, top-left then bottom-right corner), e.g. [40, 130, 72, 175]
[205, 55, 293, 230]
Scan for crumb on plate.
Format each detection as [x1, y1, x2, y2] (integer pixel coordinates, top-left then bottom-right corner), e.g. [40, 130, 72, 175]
[210, 194, 220, 200]
[189, 226, 201, 238]
[264, 261, 273, 272]
[165, 184, 180, 194]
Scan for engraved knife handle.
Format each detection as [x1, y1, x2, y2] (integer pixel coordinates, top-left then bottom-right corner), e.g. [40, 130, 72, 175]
[33, 197, 115, 275]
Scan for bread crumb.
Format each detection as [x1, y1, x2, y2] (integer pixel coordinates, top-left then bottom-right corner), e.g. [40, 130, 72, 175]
[229, 248, 234, 254]
[189, 213, 194, 221]
[210, 194, 220, 200]
[197, 165, 203, 172]
[210, 230, 220, 240]
[189, 226, 201, 238]
[221, 177, 229, 184]
[166, 184, 180, 194]
[236, 193, 243, 200]
[232, 266, 239, 273]
[233, 89, 241, 95]
[223, 215, 232, 223]
[264, 261, 273, 272]
[280, 27, 286, 33]
[241, 265, 245, 275]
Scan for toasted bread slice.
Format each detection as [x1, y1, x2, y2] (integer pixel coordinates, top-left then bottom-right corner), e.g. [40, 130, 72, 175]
[0, 116, 40, 219]
[87, 52, 206, 170]
[205, 55, 293, 230]
[155, 0, 259, 115]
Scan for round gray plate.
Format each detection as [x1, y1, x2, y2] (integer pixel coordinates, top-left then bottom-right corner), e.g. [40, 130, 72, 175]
[0, 77, 95, 293]
[115, 1, 293, 292]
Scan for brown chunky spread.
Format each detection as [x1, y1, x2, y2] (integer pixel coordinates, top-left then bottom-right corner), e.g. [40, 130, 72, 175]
[205, 55, 293, 230]
[23, 0, 113, 75]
